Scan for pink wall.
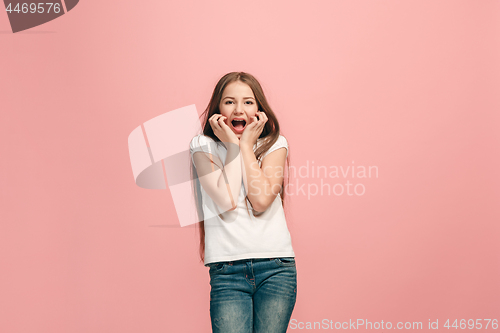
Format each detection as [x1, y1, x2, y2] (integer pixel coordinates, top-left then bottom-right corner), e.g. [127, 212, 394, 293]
[1, 0, 499, 332]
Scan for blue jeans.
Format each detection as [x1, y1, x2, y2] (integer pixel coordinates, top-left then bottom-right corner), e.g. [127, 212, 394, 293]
[207, 257, 297, 333]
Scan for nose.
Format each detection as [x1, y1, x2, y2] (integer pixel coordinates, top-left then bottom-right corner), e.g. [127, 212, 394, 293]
[234, 102, 244, 114]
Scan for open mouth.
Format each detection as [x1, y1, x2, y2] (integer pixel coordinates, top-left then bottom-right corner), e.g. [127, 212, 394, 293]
[231, 119, 247, 132]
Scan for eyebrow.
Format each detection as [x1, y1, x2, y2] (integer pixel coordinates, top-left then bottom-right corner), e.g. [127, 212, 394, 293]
[222, 96, 255, 100]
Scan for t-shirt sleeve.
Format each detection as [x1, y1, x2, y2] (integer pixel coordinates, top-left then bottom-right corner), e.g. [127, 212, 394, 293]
[189, 135, 217, 163]
[261, 135, 289, 160]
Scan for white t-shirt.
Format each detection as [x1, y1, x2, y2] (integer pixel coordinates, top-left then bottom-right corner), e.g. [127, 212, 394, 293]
[189, 134, 295, 265]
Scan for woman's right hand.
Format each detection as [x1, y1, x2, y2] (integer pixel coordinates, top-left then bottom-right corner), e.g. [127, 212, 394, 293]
[209, 114, 240, 146]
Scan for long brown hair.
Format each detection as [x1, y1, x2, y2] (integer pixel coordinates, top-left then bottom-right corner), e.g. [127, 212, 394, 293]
[190, 72, 290, 263]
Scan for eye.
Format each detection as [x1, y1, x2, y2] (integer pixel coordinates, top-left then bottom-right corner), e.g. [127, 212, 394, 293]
[225, 100, 233, 104]
[245, 101, 254, 104]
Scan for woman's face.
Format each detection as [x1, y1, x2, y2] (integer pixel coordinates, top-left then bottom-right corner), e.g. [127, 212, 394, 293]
[219, 81, 258, 138]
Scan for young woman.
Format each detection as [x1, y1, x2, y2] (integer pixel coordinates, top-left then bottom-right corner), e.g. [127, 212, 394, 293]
[189, 72, 297, 333]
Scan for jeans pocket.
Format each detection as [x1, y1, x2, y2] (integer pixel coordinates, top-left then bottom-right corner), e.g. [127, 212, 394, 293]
[208, 262, 227, 274]
[274, 257, 296, 267]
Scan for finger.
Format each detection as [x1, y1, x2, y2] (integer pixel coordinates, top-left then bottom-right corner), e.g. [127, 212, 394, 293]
[257, 113, 267, 128]
[218, 116, 228, 127]
[209, 114, 217, 124]
[211, 115, 222, 130]
[260, 111, 268, 122]
[257, 112, 265, 124]
[257, 117, 266, 130]
[211, 114, 223, 123]
[259, 113, 268, 126]
[255, 111, 262, 121]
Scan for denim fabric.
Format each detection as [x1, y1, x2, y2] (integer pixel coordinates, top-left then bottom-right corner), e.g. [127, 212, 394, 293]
[207, 257, 297, 333]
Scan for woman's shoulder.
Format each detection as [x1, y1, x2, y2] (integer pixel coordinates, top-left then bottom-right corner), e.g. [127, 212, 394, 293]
[256, 134, 288, 147]
[191, 133, 215, 143]
[277, 134, 288, 144]
[190, 134, 216, 146]
[256, 134, 289, 154]
[264, 134, 288, 146]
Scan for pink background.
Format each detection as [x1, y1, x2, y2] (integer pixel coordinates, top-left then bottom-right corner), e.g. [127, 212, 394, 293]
[1, 0, 499, 332]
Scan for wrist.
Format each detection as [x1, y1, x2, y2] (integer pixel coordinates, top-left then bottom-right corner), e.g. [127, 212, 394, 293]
[223, 140, 240, 150]
[239, 142, 254, 151]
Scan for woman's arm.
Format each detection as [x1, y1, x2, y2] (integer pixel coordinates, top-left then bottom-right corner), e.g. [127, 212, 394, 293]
[240, 144, 287, 212]
[192, 144, 242, 212]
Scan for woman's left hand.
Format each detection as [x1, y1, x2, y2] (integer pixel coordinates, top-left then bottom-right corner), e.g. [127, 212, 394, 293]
[240, 111, 268, 149]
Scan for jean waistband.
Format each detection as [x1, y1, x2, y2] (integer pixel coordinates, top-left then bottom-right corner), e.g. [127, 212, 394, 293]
[210, 257, 294, 266]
